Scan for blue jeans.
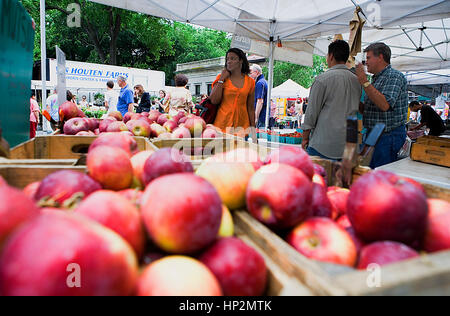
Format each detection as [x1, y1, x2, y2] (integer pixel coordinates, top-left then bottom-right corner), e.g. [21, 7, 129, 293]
[370, 125, 406, 169]
[307, 147, 339, 161]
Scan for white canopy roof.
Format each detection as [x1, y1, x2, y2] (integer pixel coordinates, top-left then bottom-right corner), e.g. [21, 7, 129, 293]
[322, 18, 450, 72]
[271, 79, 310, 98]
[405, 69, 450, 85]
[90, 0, 450, 44]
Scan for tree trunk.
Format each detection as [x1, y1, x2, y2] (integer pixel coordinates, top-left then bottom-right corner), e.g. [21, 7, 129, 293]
[108, 8, 121, 65]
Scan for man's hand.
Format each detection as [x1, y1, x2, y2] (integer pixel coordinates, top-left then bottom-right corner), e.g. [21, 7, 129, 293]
[355, 63, 368, 85]
[302, 137, 309, 150]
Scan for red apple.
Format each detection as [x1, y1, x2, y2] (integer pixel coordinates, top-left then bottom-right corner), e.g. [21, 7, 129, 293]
[76, 131, 95, 136]
[313, 163, 328, 182]
[123, 112, 134, 124]
[200, 237, 267, 296]
[246, 163, 313, 229]
[287, 217, 357, 267]
[150, 123, 167, 138]
[63, 118, 90, 135]
[218, 205, 234, 238]
[23, 181, 41, 200]
[311, 183, 333, 218]
[163, 120, 178, 133]
[0, 212, 139, 296]
[196, 156, 255, 210]
[35, 170, 101, 207]
[108, 111, 123, 121]
[327, 188, 350, 218]
[184, 117, 206, 137]
[99, 118, 117, 133]
[137, 115, 153, 126]
[0, 185, 40, 246]
[86, 118, 99, 131]
[130, 150, 154, 186]
[94, 128, 100, 135]
[137, 256, 222, 296]
[264, 146, 314, 179]
[222, 148, 263, 171]
[89, 133, 138, 157]
[202, 128, 218, 139]
[87, 146, 134, 191]
[126, 119, 151, 137]
[117, 189, 143, 208]
[148, 110, 161, 124]
[347, 170, 429, 246]
[141, 173, 222, 254]
[172, 127, 191, 139]
[357, 241, 419, 270]
[77, 108, 86, 118]
[106, 121, 128, 133]
[312, 174, 327, 189]
[0, 176, 6, 187]
[75, 190, 146, 258]
[142, 148, 193, 185]
[157, 114, 170, 126]
[424, 199, 450, 253]
[59, 101, 79, 122]
[178, 116, 189, 125]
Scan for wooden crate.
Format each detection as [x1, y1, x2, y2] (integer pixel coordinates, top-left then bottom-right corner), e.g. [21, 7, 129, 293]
[0, 164, 87, 189]
[233, 161, 450, 296]
[9, 135, 158, 161]
[411, 136, 450, 168]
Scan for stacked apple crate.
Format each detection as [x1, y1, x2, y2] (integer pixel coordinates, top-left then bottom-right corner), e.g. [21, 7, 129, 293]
[1, 133, 449, 296]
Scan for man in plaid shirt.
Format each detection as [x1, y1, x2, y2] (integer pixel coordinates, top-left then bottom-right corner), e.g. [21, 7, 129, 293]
[356, 43, 408, 169]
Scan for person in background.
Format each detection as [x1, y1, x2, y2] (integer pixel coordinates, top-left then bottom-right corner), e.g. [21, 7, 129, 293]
[164, 74, 194, 115]
[45, 88, 59, 131]
[71, 94, 78, 106]
[295, 97, 303, 128]
[409, 101, 445, 136]
[79, 96, 89, 107]
[30, 91, 40, 139]
[269, 100, 277, 129]
[209, 48, 256, 139]
[117, 75, 134, 117]
[302, 40, 361, 160]
[104, 80, 118, 113]
[356, 42, 408, 169]
[154, 90, 166, 112]
[249, 64, 268, 128]
[134, 85, 152, 113]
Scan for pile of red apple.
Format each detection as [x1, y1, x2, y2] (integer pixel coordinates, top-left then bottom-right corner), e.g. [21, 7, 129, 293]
[195, 145, 450, 270]
[0, 133, 267, 296]
[61, 106, 221, 140]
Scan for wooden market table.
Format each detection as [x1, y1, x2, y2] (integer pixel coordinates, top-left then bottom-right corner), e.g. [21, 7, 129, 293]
[377, 157, 450, 190]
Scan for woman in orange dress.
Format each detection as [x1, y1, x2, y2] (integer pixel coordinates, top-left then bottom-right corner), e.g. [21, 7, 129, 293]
[209, 48, 256, 139]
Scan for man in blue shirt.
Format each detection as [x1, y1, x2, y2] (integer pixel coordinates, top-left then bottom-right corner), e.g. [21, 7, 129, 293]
[250, 64, 268, 128]
[356, 43, 408, 169]
[116, 75, 134, 117]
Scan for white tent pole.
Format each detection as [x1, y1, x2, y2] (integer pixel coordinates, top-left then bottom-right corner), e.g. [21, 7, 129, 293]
[40, 0, 47, 105]
[265, 40, 275, 130]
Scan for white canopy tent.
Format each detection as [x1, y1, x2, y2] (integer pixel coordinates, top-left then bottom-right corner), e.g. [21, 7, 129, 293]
[86, 0, 450, 128]
[271, 79, 310, 98]
[406, 69, 450, 86]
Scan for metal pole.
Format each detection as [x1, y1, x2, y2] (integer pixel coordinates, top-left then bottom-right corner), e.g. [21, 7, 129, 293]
[40, 0, 47, 105]
[265, 40, 275, 130]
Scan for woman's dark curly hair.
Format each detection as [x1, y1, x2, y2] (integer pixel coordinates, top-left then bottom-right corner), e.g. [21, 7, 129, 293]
[175, 74, 189, 87]
[225, 48, 250, 75]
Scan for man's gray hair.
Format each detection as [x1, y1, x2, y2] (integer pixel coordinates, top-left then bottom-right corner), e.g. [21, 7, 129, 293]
[251, 64, 262, 75]
[364, 42, 391, 64]
[117, 75, 127, 82]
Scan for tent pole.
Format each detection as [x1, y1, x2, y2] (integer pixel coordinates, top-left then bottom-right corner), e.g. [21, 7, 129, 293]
[40, 0, 47, 105]
[265, 40, 275, 130]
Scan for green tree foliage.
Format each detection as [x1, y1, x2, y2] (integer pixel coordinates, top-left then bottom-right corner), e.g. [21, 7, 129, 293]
[263, 55, 328, 89]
